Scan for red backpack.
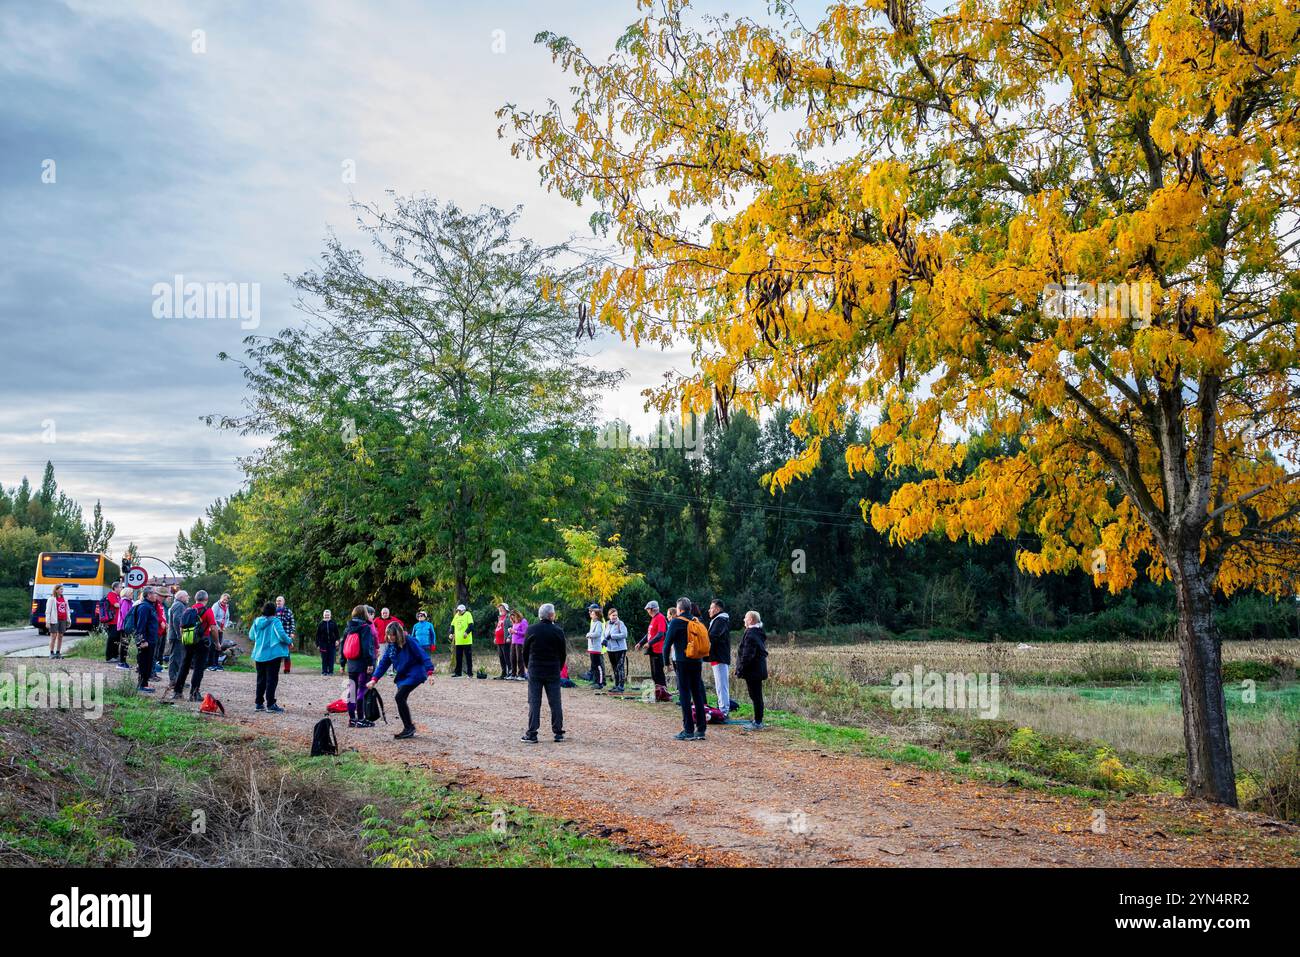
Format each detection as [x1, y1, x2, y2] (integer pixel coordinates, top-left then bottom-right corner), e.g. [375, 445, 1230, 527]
[199, 693, 225, 716]
[342, 631, 362, 660]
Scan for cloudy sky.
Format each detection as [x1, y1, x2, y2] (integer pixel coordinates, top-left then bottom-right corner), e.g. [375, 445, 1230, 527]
[0, 0, 762, 563]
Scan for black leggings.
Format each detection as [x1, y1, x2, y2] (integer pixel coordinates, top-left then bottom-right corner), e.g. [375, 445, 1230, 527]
[454, 645, 473, 676]
[607, 649, 626, 687]
[255, 659, 281, 707]
[588, 652, 605, 685]
[497, 644, 511, 676]
[394, 683, 416, 731]
[510, 643, 525, 677]
[746, 677, 765, 723]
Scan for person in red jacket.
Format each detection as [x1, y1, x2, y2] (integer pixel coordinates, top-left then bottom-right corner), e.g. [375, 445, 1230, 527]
[372, 607, 404, 645]
[153, 594, 169, 677]
[636, 600, 669, 697]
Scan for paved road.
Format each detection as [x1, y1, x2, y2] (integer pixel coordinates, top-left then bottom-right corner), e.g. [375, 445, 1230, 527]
[0, 625, 85, 657]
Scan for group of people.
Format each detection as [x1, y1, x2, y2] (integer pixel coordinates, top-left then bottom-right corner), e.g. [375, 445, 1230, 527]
[112, 584, 771, 745]
[297, 594, 771, 742]
[95, 581, 237, 699]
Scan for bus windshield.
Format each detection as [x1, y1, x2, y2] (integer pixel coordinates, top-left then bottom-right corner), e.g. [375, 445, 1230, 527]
[40, 553, 102, 580]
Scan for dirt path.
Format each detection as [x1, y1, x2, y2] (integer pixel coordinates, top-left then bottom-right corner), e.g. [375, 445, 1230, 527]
[27, 659, 1300, 866]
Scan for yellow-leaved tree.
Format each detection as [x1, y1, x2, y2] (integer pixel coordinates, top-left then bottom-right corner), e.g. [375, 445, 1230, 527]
[503, 0, 1300, 804]
[530, 527, 644, 608]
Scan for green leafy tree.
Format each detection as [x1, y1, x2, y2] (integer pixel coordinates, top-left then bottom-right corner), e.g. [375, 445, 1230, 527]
[212, 196, 621, 624]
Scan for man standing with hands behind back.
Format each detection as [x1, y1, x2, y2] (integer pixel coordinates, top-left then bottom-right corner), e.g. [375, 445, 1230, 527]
[521, 603, 567, 743]
[275, 595, 296, 673]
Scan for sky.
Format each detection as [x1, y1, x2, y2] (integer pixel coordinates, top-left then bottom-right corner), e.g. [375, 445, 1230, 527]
[0, 0, 766, 564]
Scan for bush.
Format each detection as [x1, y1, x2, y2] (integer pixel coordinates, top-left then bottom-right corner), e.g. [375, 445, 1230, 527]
[0, 586, 31, 627]
[1221, 660, 1280, 683]
[1217, 594, 1299, 642]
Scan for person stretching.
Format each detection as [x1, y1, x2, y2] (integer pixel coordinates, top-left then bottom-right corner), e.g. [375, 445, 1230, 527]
[369, 621, 432, 739]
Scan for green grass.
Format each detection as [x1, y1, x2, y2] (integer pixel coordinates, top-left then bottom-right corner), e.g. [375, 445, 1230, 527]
[86, 684, 641, 867]
[1058, 681, 1300, 715]
[289, 751, 642, 868]
[755, 707, 1116, 801]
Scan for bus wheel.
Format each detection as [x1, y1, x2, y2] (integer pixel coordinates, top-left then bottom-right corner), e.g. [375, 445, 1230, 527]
[37, 626, 48, 636]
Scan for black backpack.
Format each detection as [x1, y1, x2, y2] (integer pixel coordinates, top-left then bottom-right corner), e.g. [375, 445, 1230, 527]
[311, 718, 338, 756]
[363, 687, 386, 724]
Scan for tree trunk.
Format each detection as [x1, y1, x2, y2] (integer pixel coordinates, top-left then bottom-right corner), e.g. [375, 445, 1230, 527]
[1169, 543, 1237, 806]
[454, 552, 470, 609]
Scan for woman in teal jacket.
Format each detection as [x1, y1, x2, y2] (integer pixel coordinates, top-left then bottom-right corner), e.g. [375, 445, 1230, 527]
[249, 601, 292, 713]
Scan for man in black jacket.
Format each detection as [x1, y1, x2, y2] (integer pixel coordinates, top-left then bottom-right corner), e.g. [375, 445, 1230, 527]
[707, 599, 733, 713]
[521, 603, 567, 742]
[132, 588, 162, 693]
[662, 597, 709, 741]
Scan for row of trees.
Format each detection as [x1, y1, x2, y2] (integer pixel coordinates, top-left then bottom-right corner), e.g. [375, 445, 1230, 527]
[0, 462, 113, 588]
[185, 201, 1293, 649]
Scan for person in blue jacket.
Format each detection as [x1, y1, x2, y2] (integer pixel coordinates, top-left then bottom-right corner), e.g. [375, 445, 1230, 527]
[409, 609, 437, 676]
[249, 601, 292, 713]
[368, 620, 433, 739]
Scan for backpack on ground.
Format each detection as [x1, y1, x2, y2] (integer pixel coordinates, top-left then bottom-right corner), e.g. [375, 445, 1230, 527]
[691, 703, 728, 725]
[199, 693, 225, 716]
[342, 631, 361, 661]
[654, 683, 672, 702]
[325, 698, 349, 714]
[311, 718, 338, 756]
[684, 617, 711, 659]
[363, 687, 386, 724]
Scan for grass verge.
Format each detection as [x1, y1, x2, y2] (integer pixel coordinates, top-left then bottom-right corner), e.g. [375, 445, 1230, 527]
[0, 676, 641, 867]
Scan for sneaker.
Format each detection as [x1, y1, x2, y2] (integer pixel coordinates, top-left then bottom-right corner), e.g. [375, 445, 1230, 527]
[394, 728, 415, 740]
[674, 731, 694, 741]
[255, 704, 265, 712]
[347, 719, 357, 728]
[693, 732, 706, 741]
[521, 733, 539, 743]
[354, 719, 374, 728]
[189, 691, 202, 703]
[117, 662, 131, 670]
[554, 732, 566, 742]
[138, 686, 154, 694]
[494, 675, 507, 680]
[744, 721, 765, 730]
[266, 704, 285, 713]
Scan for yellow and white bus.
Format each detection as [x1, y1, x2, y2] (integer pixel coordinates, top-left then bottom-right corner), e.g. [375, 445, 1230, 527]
[30, 552, 121, 635]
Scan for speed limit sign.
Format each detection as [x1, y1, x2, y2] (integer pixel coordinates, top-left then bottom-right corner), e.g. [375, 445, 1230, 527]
[124, 566, 149, 589]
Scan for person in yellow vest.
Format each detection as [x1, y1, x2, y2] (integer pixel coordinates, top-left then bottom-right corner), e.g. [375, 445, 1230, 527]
[451, 604, 474, 677]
